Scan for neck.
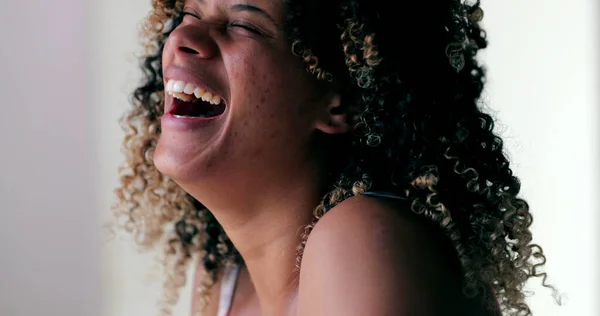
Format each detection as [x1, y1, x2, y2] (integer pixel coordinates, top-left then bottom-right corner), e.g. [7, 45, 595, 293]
[177, 161, 326, 309]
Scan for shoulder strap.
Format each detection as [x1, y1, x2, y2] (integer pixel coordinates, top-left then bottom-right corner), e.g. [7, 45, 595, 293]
[362, 191, 407, 200]
[217, 263, 241, 316]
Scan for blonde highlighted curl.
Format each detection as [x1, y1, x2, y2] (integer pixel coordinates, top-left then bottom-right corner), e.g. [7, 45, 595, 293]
[113, 0, 560, 315]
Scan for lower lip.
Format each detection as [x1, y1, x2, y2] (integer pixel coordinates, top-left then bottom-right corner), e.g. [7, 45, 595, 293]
[161, 112, 224, 130]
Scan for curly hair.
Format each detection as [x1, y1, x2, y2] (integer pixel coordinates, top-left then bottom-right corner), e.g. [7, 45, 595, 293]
[113, 0, 559, 315]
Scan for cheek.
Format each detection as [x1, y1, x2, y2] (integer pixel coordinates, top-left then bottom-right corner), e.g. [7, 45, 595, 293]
[231, 54, 305, 134]
[161, 37, 175, 67]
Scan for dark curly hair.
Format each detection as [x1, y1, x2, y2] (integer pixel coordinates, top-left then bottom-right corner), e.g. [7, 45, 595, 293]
[113, 0, 559, 315]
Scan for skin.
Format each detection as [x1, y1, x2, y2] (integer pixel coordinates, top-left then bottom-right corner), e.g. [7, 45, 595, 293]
[154, 0, 497, 315]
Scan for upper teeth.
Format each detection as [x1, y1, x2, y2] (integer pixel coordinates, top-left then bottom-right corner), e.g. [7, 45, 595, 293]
[165, 79, 222, 105]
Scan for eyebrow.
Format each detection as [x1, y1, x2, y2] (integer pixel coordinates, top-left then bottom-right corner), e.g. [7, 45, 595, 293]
[230, 3, 277, 26]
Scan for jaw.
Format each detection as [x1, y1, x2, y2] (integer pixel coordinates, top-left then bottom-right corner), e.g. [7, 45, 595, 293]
[154, 121, 226, 183]
[154, 138, 209, 182]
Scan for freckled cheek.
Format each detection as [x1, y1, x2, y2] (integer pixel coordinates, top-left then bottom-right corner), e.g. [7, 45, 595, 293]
[233, 62, 285, 119]
[228, 54, 305, 149]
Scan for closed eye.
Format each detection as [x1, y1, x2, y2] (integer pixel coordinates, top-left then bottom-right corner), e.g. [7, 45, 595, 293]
[178, 9, 271, 38]
[181, 11, 201, 20]
[229, 22, 263, 35]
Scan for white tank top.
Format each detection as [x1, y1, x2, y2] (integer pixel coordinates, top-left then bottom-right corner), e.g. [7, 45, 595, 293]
[216, 263, 241, 316]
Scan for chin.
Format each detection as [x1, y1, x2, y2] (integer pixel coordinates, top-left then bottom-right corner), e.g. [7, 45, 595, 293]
[153, 134, 216, 183]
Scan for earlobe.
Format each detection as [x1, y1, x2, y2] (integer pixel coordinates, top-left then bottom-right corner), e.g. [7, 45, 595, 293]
[315, 94, 351, 135]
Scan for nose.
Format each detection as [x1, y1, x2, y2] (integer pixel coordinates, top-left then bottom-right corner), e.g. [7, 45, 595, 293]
[166, 22, 218, 60]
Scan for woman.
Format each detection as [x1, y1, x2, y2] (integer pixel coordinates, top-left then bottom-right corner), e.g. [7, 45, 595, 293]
[114, 0, 557, 315]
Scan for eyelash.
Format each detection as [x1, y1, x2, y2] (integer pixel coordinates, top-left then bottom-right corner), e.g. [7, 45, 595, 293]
[181, 11, 200, 20]
[229, 22, 262, 35]
[180, 11, 264, 36]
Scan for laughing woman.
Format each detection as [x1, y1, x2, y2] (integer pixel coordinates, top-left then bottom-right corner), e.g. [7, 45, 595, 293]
[115, 0, 556, 315]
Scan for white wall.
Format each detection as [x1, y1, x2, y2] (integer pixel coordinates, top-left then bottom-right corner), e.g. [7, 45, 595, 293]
[1, 0, 595, 315]
[481, 1, 599, 315]
[0, 1, 101, 316]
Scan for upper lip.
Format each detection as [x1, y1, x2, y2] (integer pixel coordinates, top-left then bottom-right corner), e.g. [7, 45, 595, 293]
[163, 65, 227, 105]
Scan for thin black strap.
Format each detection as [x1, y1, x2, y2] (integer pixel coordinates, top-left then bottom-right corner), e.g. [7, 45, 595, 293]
[362, 191, 407, 200]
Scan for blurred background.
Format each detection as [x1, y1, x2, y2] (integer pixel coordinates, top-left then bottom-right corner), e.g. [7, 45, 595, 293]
[0, 0, 598, 315]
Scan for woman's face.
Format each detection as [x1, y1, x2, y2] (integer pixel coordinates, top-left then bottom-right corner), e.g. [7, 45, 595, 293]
[154, 0, 337, 187]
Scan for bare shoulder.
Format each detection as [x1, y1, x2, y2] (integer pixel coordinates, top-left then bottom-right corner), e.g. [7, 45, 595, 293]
[297, 195, 466, 316]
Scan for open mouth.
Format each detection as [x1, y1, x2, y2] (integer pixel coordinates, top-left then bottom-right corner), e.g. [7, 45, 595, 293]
[165, 79, 226, 118]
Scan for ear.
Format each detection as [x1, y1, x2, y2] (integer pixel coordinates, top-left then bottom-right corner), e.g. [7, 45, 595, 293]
[314, 93, 351, 135]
